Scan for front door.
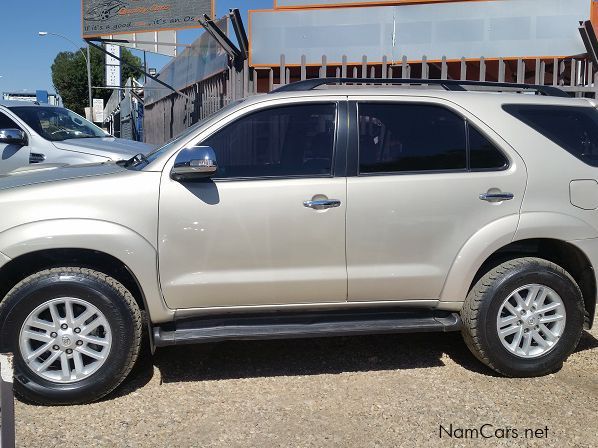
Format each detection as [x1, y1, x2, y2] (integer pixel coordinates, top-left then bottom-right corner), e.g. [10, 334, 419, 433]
[346, 98, 527, 302]
[0, 110, 30, 174]
[159, 100, 348, 309]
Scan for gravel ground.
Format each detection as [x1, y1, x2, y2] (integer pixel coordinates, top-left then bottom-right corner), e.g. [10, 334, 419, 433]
[15, 312, 598, 448]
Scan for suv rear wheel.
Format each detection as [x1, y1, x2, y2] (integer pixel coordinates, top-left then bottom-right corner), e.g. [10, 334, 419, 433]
[0, 267, 142, 405]
[461, 257, 585, 377]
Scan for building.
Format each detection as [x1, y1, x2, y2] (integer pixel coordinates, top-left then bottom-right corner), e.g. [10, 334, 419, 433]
[1, 90, 60, 106]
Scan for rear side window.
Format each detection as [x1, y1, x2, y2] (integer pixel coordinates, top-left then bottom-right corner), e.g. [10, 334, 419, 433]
[503, 104, 598, 167]
[357, 103, 508, 174]
[358, 103, 467, 173]
[469, 126, 508, 170]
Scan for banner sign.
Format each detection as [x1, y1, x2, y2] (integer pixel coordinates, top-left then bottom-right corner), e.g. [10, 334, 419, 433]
[82, 0, 214, 38]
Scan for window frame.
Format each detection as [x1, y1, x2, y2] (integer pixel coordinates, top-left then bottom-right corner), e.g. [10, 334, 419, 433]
[348, 100, 510, 177]
[196, 100, 345, 182]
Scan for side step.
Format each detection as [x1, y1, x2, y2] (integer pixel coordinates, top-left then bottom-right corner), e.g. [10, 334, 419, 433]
[153, 309, 462, 347]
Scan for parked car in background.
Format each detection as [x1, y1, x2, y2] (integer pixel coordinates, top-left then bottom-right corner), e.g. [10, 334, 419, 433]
[0, 79, 596, 405]
[0, 100, 151, 174]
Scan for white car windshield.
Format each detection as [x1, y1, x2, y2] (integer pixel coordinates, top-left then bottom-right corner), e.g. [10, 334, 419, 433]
[10, 106, 108, 142]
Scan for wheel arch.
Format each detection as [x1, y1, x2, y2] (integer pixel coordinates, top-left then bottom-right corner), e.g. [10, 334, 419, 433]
[0, 248, 147, 314]
[467, 239, 595, 329]
[0, 219, 174, 324]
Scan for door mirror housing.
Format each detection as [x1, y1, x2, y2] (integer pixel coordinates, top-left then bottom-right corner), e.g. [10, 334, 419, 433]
[171, 146, 218, 181]
[0, 129, 27, 146]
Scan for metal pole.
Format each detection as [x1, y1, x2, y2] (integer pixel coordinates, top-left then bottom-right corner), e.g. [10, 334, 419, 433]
[0, 353, 15, 448]
[86, 44, 93, 112]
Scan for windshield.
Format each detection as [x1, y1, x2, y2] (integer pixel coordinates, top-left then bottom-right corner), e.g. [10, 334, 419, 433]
[130, 99, 243, 169]
[10, 106, 108, 142]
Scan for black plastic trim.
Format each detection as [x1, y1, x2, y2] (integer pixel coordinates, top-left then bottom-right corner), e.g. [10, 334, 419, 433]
[153, 308, 462, 346]
[270, 77, 569, 98]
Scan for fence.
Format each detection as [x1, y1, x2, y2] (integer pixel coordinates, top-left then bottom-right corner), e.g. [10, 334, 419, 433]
[0, 354, 15, 448]
[144, 54, 598, 145]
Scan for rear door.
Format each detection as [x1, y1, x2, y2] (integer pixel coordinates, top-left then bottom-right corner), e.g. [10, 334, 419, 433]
[0, 109, 30, 174]
[346, 97, 527, 302]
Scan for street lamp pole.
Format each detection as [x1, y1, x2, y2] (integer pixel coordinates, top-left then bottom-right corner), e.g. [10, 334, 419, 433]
[38, 32, 93, 113]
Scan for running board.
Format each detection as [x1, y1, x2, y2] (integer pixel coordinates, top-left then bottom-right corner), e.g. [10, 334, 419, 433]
[153, 309, 461, 347]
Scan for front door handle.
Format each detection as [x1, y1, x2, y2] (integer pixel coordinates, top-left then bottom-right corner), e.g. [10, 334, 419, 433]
[479, 192, 514, 202]
[303, 199, 341, 210]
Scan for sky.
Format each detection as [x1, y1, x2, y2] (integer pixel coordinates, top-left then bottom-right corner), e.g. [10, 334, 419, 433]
[0, 0, 272, 94]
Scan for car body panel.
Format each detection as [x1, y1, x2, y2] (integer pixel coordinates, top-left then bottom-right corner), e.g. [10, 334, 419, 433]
[158, 177, 348, 308]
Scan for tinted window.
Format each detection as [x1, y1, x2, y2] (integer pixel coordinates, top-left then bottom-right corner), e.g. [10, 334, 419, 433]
[0, 111, 19, 130]
[469, 126, 508, 170]
[9, 106, 106, 141]
[503, 104, 598, 167]
[358, 103, 466, 173]
[202, 103, 336, 178]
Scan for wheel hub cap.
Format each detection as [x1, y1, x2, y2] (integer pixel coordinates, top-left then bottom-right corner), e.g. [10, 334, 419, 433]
[19, 297, 112, 383]
[496, 284, 566, 358]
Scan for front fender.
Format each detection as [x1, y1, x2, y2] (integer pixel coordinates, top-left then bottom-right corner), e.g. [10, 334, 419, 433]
[0, 219, 174, 323]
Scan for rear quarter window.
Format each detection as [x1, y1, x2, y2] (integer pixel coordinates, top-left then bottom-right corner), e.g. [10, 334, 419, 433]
[503, 104, 598, 167]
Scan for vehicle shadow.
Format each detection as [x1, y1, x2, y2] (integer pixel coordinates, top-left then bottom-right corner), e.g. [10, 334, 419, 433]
[153, 331, 491, 384]
[111, 329, 598, 399]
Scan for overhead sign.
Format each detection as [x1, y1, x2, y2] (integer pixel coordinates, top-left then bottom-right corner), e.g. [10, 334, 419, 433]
[82, 0, 214, 38]
[105, 43, 121, 87]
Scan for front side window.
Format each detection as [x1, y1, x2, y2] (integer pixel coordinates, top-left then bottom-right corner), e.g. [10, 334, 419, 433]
[0, 111, 20, 130]
[503, 104, 598, 167]
[202, 103, 337, 179]
[9, 106, 107, 142]
[358, 103, 467, 173]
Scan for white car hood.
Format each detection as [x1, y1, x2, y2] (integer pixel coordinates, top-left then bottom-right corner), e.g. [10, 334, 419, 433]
[52, 137, 153, 161]
[0, 162, 125, 191]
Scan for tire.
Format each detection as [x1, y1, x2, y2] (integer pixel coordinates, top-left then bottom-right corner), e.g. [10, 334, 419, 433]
[461, 257, 585, 377]
[0, 267, 142, 405]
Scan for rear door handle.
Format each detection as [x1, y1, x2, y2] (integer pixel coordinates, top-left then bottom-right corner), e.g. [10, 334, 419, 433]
[303, 199, 341, 210]
[479, 192, 514, 202]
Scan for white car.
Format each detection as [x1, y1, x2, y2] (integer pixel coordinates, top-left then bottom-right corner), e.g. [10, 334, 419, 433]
[0, 100, 151, 174]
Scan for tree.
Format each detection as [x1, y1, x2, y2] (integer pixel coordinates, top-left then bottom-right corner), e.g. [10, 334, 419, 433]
[51, 46, 142, 114]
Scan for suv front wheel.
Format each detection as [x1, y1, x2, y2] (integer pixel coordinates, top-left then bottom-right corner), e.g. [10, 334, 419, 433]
[0, 267, 142, 405]
[461, 257, 585, 377]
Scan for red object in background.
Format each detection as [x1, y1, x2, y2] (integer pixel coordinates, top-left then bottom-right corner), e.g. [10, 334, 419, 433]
[592, 0, 598, 35]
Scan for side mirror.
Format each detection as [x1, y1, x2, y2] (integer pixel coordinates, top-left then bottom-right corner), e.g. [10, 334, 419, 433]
[0, 129, 27, 146]
[171, 146, 218, 181]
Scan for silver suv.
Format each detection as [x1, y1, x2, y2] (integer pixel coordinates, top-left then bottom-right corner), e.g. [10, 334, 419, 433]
[0, 100, 151, 174]
[0, 79, 596, 405]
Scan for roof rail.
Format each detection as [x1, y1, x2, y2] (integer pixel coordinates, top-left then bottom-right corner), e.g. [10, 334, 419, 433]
[270, 78, 569, 98]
